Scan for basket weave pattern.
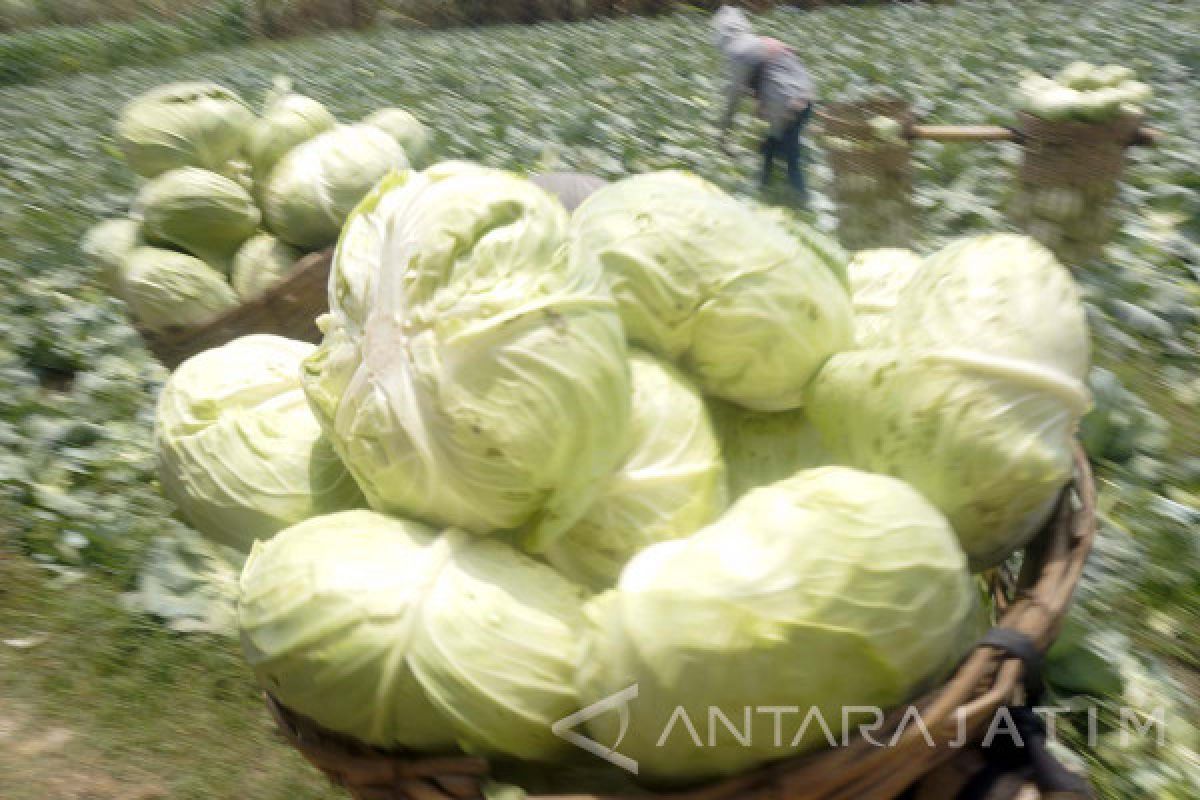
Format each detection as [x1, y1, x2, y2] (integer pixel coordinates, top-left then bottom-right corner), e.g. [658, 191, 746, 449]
[267, 446, 1096, 800]
[818, 100, 916, 252]
[136, 248, 332, 369]
[1009, 112, 1142, 266]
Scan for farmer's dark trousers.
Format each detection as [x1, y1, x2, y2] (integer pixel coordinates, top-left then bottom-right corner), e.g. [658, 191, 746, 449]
[761, 103, 813, 194]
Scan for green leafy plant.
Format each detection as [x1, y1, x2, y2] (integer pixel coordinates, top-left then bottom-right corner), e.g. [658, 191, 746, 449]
[155, 335, 364, 551]
[261, 123, 408, 249]
[0, 2, 250, 85]
[135, 166, 260, 267]
[362, 107, 433, 167]
[230, 232, 303, 299]
[118, 246, 239, 331]
[304, 163, 632, 551]
[238, 510, 585, 759]
[569, 170, 853, 410]
[544, 350, 727, 588]
[844, 246, 920, 346]
[578, 467, 977, 782]
[707, 399, 830, 499]
[245, 76, 338, 186]
[80, 217, 141, 292]
[115, 81, 252, 178]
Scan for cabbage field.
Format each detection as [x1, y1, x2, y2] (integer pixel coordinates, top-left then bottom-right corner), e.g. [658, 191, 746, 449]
[0, 1, 1197, 798]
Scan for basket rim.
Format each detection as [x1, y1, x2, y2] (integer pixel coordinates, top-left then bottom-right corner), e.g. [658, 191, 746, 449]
[135, 247, 333, 369]
[1014, 110, 1144, 145]
[816, 97, 916, 141]
[267, 444, 1097, 800]
[137, 248, 332, 338]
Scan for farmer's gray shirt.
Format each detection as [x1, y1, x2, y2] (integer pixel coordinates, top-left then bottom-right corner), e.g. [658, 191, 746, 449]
[712, 6, 815, 137]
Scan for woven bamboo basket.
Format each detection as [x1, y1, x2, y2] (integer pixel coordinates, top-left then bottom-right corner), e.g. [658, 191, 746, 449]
[1016, 112, 1142, 187]
[136, 248, 333, 369]
[817, 99, 916, 251]
[1010, 111, 1143, 266]
[266, 445, 1097, 800]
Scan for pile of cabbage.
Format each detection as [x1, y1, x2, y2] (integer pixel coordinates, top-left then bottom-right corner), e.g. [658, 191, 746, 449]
[80, 79, 433, 333]
[150, 164, 1091, 784]
[1015, 62, 1153, 124]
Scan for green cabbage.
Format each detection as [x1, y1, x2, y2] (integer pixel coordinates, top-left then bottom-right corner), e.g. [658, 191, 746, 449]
[118, 246, 238, 331]
[230, 232, 302, 300]
[568, 171, 854, 411]
[867, 114, 905, 144]
[544, 351, 726, 589]
[302, 163, 631, 552]
[263, 124, 409, 250]
[238, 510, 585, 760]
[1017, 64, 1150, 123]
[846, 247, 922, 347]
[245, 77, 337, 186]
[1030, 188, 1086, 223]
[156, 335, 363, 551]
[115, 82, 252, 178]
[577, 467, 975, 782]
[758, 208, 851, 289]
[326, 170, 410, 326]
[1056, 62, 1135, 91]
[81, 218, 141, 293]
[135, 167, 261, 269]
[807, 348, 1088, 569]
[707, 399, 831, 500]
[363, 107, 432, 168]
[890, 234, 1090, 381]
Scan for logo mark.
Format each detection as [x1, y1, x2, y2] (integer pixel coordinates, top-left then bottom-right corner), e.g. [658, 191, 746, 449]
[552, 684, 639, 773]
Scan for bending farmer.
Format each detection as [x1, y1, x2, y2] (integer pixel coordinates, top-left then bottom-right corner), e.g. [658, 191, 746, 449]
[712, 5, 815, 198]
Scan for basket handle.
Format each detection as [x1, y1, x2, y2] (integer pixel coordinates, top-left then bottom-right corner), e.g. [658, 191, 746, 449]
[963, 630, 1093, 799]
[977, 628, 1045, 701]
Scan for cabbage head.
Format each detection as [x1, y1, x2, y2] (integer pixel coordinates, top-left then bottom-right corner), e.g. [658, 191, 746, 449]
[81, 218, 141, 293]
[326, 170, 410, 325]
[302, 163, 631, 551]
[115, 82, 252, 178]
[230, 232, 302, 300]
[807, 348, 1089, 569]
[238, 510, 585, 760]
[544, 351, 726, 589]
[263, 124, 409, 250]
[890, 234, 1090, 381]
[245, 77, 337, 186]
[756, 205, 850, 289]
[119, 246, 238, 331]
[136, 167, 261, 269]
[708, 399, 831, 500]
[156, 335, 363, 551]
[577, 467, 975, 782]
[569, 171, 853, 411]
[846, 247, 922, 347]
[363, 108, 432, 167]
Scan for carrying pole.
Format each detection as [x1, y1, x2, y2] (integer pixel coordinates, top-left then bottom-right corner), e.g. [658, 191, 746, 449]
[905, 123, 1160, 145]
